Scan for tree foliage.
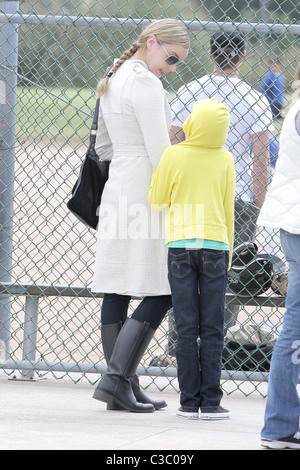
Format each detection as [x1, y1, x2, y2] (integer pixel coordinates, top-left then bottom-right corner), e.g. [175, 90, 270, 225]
[17, 1, 300, 91]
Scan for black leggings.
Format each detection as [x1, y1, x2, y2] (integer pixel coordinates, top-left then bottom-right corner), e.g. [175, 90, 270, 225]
[101, 293, 172, 331]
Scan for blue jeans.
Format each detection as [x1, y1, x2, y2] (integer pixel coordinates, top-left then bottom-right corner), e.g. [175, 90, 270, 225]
[261, 229, 300, 440]
[168, 248, 229, 412]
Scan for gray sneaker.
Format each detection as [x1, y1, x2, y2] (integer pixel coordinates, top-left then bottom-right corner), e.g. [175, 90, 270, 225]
[261, 431, 300, 449]
[201, 406, 230, 420]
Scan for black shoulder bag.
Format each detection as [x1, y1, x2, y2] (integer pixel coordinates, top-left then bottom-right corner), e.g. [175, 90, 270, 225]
[67, 98, 110, 230]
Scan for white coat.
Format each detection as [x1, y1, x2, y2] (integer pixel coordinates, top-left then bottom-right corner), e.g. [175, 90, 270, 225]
[257, 99, 300, 234]
[91, 60, 171, 296]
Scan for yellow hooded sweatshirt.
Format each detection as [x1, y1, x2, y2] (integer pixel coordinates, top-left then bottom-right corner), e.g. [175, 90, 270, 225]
[148, 98, 236, 266]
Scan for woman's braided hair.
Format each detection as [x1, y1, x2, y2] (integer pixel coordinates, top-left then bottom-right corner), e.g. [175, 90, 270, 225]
[96, 42, 139, 97]
[96, 18, 190, 98]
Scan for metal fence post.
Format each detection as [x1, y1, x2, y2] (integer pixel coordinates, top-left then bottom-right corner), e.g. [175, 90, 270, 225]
[21, 295, 39, 379]
[0, 1, 19, 358]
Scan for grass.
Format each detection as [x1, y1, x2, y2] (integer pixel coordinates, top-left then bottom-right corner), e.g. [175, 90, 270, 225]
[15, 86, 287, 144]
[16, 86, 178, 143]
[16, 86, 96, 143]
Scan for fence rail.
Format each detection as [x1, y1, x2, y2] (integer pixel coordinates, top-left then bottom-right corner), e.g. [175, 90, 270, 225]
[2, 13, 300, 35]
[0, 281, 283, 386]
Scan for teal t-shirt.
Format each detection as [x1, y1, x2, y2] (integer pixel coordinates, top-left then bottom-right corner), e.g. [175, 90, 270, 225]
[166, 239, 229, 250]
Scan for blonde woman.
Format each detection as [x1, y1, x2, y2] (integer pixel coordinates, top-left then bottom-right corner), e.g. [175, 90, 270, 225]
[258, 65, 300, 449]
[91, 19, 190, 412]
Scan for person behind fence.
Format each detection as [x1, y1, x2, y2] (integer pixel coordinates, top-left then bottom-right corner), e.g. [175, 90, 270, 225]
[148, 98, 236, 420]
[165, 31, 273, 356]
[258, 65, 300, 450]
[91, 19, 190, 413]
[260, 58, 285, 120]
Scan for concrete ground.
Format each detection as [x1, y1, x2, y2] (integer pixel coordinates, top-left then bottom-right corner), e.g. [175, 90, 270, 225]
[0, 370, 272, 451]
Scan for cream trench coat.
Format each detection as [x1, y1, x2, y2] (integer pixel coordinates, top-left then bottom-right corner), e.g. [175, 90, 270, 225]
[257, 99, 300, 234]
[91, 60, 171, 296]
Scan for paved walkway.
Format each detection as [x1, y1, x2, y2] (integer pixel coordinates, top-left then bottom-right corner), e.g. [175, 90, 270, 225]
[0, 371, 271, 451]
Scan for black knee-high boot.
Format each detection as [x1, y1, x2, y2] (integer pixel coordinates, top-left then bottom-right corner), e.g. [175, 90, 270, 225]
[93, 318, 156, 412]
[101, 322, 124, 411]
[101, 321, 167, 411]
[101, 321, 123, 362]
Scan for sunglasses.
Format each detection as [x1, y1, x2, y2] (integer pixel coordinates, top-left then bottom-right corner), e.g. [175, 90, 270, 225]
[157, 38, 184, 66]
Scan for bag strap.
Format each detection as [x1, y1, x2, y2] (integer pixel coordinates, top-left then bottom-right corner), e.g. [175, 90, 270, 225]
[88, 99, 100, 154]
[90, 98, 100, 134]
[88, 65, 113, 152]
[90, 65, 113, 137]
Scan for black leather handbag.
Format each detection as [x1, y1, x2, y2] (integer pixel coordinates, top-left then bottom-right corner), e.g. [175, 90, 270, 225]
[67, 98, 110, 230]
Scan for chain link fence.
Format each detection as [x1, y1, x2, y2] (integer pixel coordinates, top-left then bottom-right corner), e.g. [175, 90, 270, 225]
[0, 0, 299, 396]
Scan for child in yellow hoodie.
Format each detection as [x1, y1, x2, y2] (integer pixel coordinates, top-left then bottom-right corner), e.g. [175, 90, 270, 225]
[149, 98, 236, 420]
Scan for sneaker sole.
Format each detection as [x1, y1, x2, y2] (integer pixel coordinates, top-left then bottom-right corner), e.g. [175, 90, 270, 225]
[201, 413, 230, 420]
[261, 439, 300, 449]
[176, 412, 199, 420]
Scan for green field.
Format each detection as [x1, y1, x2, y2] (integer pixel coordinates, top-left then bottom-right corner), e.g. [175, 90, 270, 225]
[16, 85, 286, 144]
[15, 86, 179, 143]
[16, 86, 96, 143]
[16, 86, 177, 143]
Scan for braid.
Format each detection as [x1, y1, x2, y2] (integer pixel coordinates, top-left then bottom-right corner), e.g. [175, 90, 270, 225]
[95, 18, 189, 98]
[96, 42, 139, 98]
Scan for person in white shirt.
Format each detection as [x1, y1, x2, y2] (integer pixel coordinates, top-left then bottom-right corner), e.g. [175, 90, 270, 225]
[168, 31, 273, 341]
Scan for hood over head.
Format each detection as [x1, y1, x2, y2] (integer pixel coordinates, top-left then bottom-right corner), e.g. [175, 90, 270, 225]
[182, 98, 230, 148]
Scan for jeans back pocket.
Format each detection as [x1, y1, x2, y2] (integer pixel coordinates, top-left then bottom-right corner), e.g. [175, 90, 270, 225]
[202, 250, 228, 279]
[168, 249, 191, 279]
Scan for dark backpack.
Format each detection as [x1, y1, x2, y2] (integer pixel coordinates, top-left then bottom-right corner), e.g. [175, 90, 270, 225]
[222, 340, 275, 372]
